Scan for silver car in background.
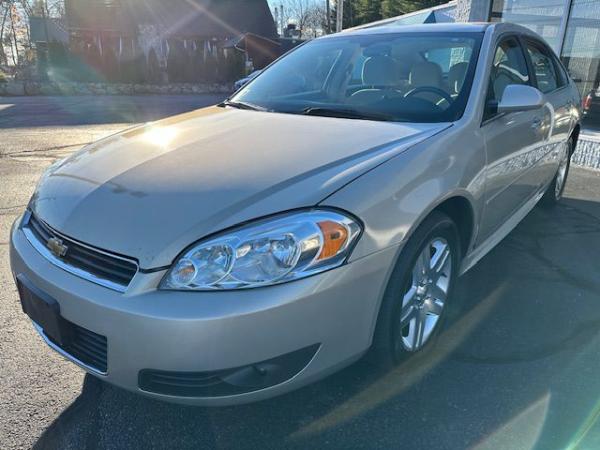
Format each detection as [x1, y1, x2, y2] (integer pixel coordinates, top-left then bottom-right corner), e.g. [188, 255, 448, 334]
[10, 23, 580, 405]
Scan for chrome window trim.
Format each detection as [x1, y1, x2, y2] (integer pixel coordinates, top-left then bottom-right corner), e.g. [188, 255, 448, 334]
[32, 321, 108, 376]
[21, 212, 137, 293]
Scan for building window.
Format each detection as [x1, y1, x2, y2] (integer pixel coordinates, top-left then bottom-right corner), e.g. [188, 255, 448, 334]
[561, 0, 600, 130]
[489, 0, 567, 52]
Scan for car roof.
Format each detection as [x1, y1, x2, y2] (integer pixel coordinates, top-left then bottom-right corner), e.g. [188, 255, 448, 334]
[337, 22, 491, 37]
[318, 22, 546, 45]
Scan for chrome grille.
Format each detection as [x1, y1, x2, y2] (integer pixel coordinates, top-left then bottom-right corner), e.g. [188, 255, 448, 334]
[23, 212, 138, 291]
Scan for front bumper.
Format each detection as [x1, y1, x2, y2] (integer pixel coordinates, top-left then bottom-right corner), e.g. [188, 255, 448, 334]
[9, 217, 399, 405]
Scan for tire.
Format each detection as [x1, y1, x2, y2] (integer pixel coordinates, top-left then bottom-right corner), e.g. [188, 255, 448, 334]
[368, 211, 461, 369]
[540, 137, 573, 208]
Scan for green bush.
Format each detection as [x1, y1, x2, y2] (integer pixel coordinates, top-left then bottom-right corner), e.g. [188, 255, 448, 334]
[102, 48, 119, 83]
[47, 41, 71, 80]
[31, 37, 246, 85]
[0, 69, 7, 83]
[167, 40, 186, 83]
[147, 49, 161, 83]
[200, 53, 218, 83]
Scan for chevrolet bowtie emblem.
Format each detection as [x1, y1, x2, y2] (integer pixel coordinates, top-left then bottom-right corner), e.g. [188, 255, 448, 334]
[47, 237, 68, 258]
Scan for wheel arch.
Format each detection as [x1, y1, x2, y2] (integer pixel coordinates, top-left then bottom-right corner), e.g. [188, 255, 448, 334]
[432, 195, 476, 259]
[396, 193, 477, 263]
[377, 192, 477, 298]
[366, 193, 475, 360]
[369, 193, 476, 334]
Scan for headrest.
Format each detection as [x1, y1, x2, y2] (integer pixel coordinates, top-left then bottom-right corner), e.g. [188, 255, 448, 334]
[362, 56, 396, 86]
[448, 62, 469, 94]
[409, 61, 443, 87]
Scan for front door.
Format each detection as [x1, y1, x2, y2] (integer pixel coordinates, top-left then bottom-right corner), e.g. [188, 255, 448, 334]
[478, 36, 551, 244]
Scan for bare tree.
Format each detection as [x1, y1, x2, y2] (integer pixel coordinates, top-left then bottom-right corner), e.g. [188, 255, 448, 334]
[0, 2, 9, 65]
[20, 0, 64, 18]
[305, 2, 326, 38]
[7, 1, 19, 64]
[280, 0, 327, 38]
[0, 0, 65, 67]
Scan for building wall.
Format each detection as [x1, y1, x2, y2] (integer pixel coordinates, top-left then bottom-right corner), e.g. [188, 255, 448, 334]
[455, 0, 492, 22]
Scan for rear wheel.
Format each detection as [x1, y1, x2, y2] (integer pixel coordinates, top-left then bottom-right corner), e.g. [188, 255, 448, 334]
[369, 211, 461, 368]
[541, 137, 573, 208]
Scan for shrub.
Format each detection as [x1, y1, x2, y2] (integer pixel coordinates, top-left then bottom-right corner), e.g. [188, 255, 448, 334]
[147, 49, 161, 84]
[47, 41, 70, 80]
[167, 40, 186, 83]
[102, 48, 119, 83]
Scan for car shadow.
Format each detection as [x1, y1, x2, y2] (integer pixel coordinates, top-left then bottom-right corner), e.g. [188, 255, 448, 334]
[33, 197, 600, 450]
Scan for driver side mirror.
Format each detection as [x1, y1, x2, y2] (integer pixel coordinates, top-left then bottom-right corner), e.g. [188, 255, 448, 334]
[497, 84, 545, 114]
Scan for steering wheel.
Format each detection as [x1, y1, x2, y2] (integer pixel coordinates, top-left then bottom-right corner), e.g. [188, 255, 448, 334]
[403, 86, 453, 105]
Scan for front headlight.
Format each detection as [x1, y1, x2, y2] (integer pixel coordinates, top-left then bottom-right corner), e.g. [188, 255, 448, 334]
[160, 209, 361, 290]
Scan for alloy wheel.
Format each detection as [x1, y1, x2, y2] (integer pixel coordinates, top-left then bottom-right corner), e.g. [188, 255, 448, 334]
[398, 237, 452, 352]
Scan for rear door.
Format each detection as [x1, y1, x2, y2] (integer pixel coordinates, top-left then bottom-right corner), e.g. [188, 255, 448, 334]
[478, 36, 551, 244]
[522, 38, 575, 185]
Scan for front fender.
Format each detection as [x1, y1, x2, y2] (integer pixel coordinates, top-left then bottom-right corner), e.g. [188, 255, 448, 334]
[320, 124, 486, 262]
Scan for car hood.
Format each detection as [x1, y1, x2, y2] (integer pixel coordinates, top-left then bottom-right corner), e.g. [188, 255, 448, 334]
[31, 107, 449, 268]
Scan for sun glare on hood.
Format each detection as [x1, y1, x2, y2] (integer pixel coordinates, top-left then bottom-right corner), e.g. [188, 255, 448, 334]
[142, 126, 178, 147]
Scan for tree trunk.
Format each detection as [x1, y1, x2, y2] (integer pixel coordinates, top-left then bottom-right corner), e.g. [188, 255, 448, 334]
[0, 6, 9, 65]
[10, 2, 19, 65]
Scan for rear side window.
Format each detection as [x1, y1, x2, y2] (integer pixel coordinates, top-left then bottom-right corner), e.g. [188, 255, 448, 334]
[525, 42, 560, 93]
[551, 52, 569, 86]
[484, 37, 530, 121]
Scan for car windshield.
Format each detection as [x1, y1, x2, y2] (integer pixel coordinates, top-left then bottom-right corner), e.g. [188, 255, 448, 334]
[231, 32, 483, 123]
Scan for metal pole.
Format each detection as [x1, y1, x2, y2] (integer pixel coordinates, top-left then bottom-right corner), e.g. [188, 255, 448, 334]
[336, 0, 343, 33]
[326, 0, 331, 34]
[556, 0, 572, 56]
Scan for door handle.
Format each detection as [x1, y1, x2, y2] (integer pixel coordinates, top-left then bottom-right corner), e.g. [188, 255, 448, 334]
[531, 117, 543, 128]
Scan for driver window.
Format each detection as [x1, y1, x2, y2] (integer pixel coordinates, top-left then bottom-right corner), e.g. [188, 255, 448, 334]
[484, 37, 530, 121]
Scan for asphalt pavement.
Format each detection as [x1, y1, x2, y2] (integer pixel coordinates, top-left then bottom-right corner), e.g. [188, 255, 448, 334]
[1, 95, 600, 450]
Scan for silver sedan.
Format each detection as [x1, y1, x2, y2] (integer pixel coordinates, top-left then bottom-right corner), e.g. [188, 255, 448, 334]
[10, 23, 581, 405]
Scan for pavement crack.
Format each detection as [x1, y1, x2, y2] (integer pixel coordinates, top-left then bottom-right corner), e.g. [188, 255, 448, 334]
[1, 142, 90, 159]
[0, 204, 26, 211]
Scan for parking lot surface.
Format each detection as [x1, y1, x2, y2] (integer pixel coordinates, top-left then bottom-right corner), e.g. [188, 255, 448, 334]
[1, 95, 600, 449]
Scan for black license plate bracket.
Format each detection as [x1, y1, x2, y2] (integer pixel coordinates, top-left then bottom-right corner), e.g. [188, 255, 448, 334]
[17, 275, 70, 346]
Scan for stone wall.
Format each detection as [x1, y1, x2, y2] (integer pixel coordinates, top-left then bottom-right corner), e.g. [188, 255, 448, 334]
[573, 135, 600, 170]
[0, 81, 232, 96]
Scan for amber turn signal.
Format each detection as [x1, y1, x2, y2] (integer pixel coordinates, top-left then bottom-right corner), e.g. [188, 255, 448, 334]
[317, 220, 349, 260]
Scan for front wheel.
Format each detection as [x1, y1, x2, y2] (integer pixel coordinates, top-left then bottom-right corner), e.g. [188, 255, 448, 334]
[541, 138, 573, 208]
[369, 211, 461, 368]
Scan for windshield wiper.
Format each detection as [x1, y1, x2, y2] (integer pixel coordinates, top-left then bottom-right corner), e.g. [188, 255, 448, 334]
[218, 100, 265, 111]
[301, 107, 394, 122]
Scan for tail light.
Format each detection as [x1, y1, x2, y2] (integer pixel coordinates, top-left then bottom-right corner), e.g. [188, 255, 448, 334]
[582, 93, 592, 111]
